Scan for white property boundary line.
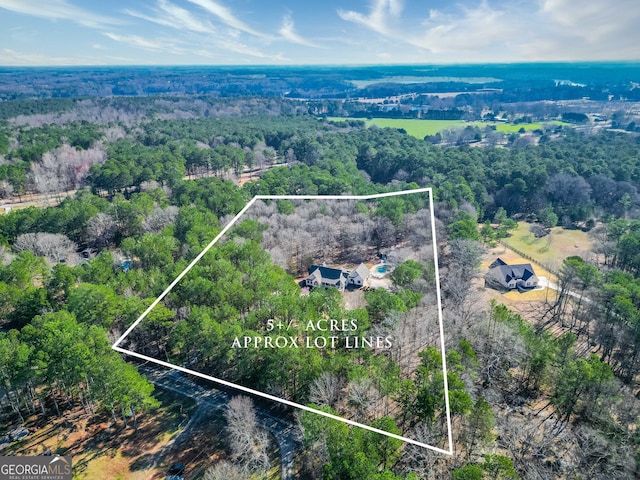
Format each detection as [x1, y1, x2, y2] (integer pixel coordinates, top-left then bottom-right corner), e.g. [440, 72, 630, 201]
[112, 187, 453, 455]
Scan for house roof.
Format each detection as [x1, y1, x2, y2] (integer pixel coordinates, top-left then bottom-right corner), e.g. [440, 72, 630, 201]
[486, 259, 537, 287]
[309, 264, 346, 281]
[488, 257, 507, 269]
[306, 269, 323, 284]
[349, 263, 370, 280]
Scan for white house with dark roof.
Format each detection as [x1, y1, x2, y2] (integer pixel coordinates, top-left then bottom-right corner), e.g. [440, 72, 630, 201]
[305, 264, 348, 291]
[305, 263, 370, 290]
[485, 258, 539, 291]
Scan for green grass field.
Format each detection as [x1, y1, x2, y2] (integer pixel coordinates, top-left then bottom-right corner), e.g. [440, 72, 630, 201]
[327, 117, 564, 139]
[366, 118, 466, 137]
[501, 221, 593, 271]
[487, 122, 563, 133]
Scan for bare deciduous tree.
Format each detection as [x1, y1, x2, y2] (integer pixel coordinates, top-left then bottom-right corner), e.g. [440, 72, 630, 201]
[0, 180, 14, 199]
[404, 209, 433, 249]
[30, 144, 106, 195]
[0, 245, 15, 266]
[299, 436, 329, 480]
[14, 233, 77, 261]
[347, 377, 381, 422]
[400, 423, 451, 480]
[203, 461, 245, 480]
[471, 314, 527, 393]
[442, 239, 484, 326]
[139, 180, 172, 197]
[225, 396, 270, 475]
[85, 212, 118, 249]
[495, 412, 557, 480]
[102, 125, 127, 142]
[142, 205, 179, 233]
[308, 372, 343, 408]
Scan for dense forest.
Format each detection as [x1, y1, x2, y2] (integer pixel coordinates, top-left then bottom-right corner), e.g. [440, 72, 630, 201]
[2, 64, 640, 101]
[0, 92, 639, 479]
[2, 109, 640, 225]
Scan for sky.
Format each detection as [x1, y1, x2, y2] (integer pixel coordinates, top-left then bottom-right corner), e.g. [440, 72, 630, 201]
[0, 0, 639, 66]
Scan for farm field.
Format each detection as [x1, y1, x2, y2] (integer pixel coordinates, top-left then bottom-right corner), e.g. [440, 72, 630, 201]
[486, 121, 564, 132]
[327, 117, 565, 138]
[365, 118, 465, 137]
[349, 75, 502, 88]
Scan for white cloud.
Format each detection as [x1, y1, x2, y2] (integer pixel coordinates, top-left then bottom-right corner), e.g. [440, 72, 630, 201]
[121, 0, 276, 60]
[125, 0, 217, 35]
[2, 0, 639, 65]
[104, 32, 187, 55]
[335, 0, 640, 62]
[0, 48, 89, 65]
[214, 38, 290, 61]
[540, 0, 640, 43]
[337, 0, 519, 59]
[409, 1, 516, 54]
[104, 56, 136, 63]
[0, 0, 119, 28]
[186, 0, 266, 37]
[114, 0, 282, 62]
[192, 49, 216, 58]
[513, 0, 640, 61]
[279, 14, 319, 47]
[104, 30, 276, 61]
[338, 0, 403, 35]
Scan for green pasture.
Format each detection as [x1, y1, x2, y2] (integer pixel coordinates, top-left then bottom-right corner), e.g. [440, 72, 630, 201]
[366, 118, 465, 137]
[501, 221, 593, 271]
[327, 117, 565, 139]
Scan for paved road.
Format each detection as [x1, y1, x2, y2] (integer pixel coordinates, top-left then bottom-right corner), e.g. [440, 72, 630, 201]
[0, 190, 78, 212]
[140, 366, 300, 480]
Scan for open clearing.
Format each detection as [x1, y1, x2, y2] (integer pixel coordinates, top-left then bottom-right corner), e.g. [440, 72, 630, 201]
[500, 221, 593, 272]
[328, 118, 565, 139]
[350, 76, 502, 88]
[1, 387, 200, 480]
[480, 244, 558, 300]
[477, 244, 559, 323]
[65, 387, 198, 480]
[477, 222, 593, 316]
[365, 118, 465, 137]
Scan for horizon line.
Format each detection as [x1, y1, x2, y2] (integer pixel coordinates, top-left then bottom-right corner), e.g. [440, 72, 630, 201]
[2, 60, 640, 69]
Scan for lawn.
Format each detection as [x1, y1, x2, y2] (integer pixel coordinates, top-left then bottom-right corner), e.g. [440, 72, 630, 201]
[327, 117, 565, 139]
[500, 221, 593, 272]
[365, 118, 465, 137]
[479, 222, 594, 308]
[327, 117, 464, 137]
[486, 121, 564, 133]
[480, 244, 559, 310]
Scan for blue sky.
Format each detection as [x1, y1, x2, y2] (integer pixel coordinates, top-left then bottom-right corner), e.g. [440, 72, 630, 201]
[0, 0, 639, 65]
